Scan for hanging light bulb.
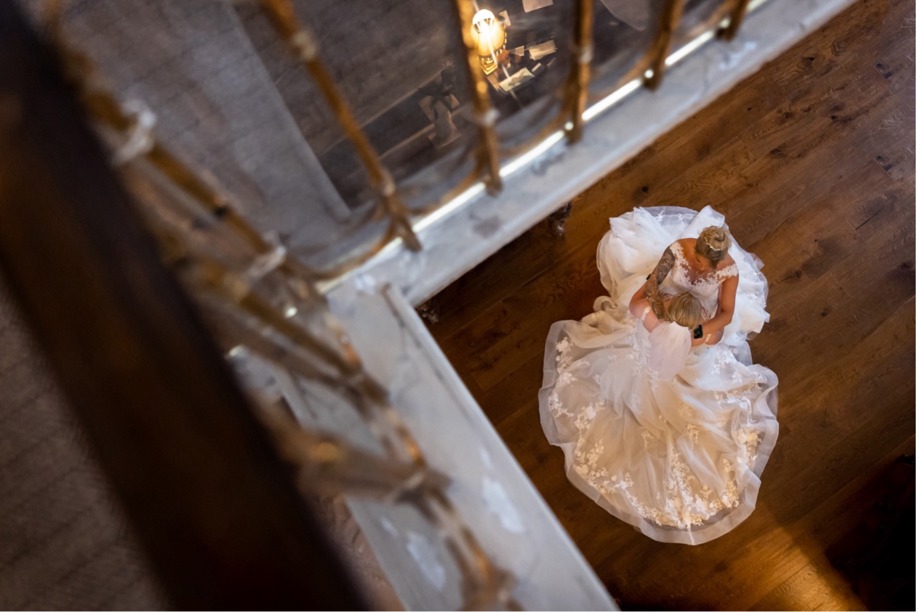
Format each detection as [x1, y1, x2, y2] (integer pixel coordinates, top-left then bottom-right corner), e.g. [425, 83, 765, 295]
[470, 9, 506, 75]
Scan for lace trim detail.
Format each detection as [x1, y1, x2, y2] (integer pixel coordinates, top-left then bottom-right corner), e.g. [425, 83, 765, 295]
[716, 263, 739, 279]
[556, 337, 573, 369]
[630, 327, 651, 379]
[571, 439, 743, 530]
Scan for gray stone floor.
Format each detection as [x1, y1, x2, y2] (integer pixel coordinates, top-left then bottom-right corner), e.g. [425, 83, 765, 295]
[0, 284, 167, 610]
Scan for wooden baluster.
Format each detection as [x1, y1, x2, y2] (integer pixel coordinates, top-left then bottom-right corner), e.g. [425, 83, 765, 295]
[645, 0, 685, 90]
[452, 0, 503, 194]
[259, 0, 422, 251]
[565, 0, 595, 143]
[719, 0, 752, 41]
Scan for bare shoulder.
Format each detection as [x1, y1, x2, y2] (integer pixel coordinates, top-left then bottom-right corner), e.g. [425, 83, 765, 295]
[629, 295, 649, 318]
[629, 297, 659, 330]
[717, 253, 737, 269]
[642, 309, 660, 332]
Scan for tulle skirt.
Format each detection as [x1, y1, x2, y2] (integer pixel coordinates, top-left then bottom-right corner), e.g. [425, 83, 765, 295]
[538, 206, 779, 545]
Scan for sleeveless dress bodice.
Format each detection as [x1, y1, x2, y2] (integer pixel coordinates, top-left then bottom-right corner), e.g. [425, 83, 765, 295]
[660, 241, 738, 319]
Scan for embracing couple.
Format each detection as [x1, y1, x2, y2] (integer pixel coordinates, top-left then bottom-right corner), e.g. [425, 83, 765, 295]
[539, 205, 779, 546]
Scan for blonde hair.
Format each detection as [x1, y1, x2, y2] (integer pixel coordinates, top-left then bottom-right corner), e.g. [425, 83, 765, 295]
[666, 293, 704, 329]
[696, 226, 730, 266]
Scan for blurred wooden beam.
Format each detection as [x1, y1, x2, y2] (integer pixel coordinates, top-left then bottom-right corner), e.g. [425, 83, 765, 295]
[0, 3, 367, 609]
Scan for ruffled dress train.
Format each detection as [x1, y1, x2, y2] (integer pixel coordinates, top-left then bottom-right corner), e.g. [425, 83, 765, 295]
[538, 206, 779, 545]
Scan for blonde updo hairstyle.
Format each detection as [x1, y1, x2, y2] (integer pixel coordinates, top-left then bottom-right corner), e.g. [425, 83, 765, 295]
[666, 293, 704, 329]
[696, 226, 731, 266]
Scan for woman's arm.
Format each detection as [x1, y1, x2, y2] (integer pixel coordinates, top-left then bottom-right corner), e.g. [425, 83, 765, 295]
[629, 282, 648, 317]
[644, 246, 675, 318]
[696, 272, 738, 339]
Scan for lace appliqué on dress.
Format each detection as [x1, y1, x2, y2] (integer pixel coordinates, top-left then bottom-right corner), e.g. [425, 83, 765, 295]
[556, 337, 573, 368]
[668, 242, 738, 299]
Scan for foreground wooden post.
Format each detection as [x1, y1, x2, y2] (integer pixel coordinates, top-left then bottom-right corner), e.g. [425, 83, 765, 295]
[0, 4, 366, 609]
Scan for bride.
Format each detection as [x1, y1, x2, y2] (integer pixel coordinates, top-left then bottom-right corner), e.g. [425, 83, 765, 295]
[538, 205, 779, 545]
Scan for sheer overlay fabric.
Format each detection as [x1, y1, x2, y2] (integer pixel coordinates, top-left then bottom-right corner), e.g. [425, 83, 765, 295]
[538, 206, 779, 545]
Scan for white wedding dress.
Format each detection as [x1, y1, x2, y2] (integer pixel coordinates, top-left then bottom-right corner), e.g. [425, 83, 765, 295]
[538, 205, 779, 545]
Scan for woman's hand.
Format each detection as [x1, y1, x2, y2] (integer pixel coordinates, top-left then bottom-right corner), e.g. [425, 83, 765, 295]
[691, 327, 723, 347]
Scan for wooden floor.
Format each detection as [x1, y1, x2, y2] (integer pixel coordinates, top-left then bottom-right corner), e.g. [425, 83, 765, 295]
[423, 0, 916, 609]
